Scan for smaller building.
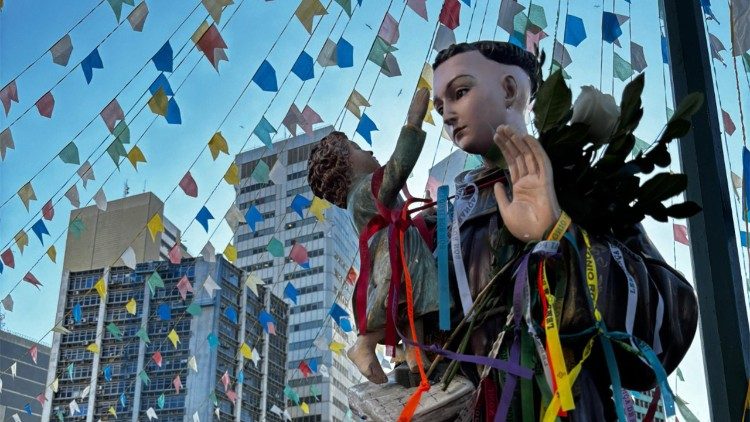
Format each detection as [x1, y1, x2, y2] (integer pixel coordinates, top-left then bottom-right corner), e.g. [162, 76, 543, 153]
[0, 330, 51, 420]
[630, 389, 666, 421]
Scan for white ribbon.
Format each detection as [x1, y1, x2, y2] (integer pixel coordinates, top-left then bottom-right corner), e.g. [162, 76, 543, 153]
[451, 183, 478, 318]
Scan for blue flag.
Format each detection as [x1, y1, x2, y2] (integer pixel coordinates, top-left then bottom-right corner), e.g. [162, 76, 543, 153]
[253, 117, 277, 147]
[225, 306, 238, 323]
[355, 113, 378, 145]
[237, 370, 245, 383]
[31, 219, 49, 244]
[25, 403, 32, 415]
[743, 147, 750, 219]
[73, 303, 82, 323]
[120, 392, 127, 408]
[245, 205, 264, 232]
[196, 206, 214, 232]
[157, 303, 171, 320]
[259, 310, 276, 333]
[81, 48, 104, 84]
[329, 302, 349, 325]
[661, 35, 669, 64]
[252, 60, 278, 92]
[152, 41, 174, 73]
[563, 14, 586, 47]
[207, 332, 219, 348]
[290, 194, 312, 218]
[601, 12, 622, 44]
[337, 38, 354, 68]
[339, 317, 352, 332]
[166, 98, 181, 124]
[104, 365, 112, 381]
[149, 74, 174, 96]
[308, 357, 318, 372]
[292, 51, 315, 81]
[284, 282, 298, 304]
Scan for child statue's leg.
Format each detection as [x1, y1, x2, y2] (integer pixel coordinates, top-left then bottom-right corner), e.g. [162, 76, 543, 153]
[404, 318, 431, 374]
[347, 329, 388, 384]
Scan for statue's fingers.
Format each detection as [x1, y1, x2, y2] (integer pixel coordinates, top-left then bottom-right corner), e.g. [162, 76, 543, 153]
[498, 127, 528, 177]
[510, 133, 539, 175]
[524, 134, 552, 177]
[494, 130, 519, 181]
[494, 182, 511, 215]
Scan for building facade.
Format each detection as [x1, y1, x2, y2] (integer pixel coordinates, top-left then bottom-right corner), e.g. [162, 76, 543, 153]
[630, 389, 666, 421]
[0, 330, 51, 420]
[235, 126, 362, 422]
[41, 255, 288, 421]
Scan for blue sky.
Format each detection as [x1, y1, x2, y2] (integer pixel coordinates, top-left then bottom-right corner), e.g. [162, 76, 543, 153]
[1, 0, 748, 419]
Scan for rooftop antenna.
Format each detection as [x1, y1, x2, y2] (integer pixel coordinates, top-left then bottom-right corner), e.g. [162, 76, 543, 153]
[142, 181, 147, 194]
[123, 180, 130, 197]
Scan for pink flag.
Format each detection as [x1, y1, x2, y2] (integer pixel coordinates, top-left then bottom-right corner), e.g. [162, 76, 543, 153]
[282, 104, 305, 136]
[179, 172, 198, 197]
[221, 371, 230, 391]
[347, 267, 357, 285]
[226, 389, 237, 403]
[168, 243, 182, 265]
[36, 393, 47, 406]
[406, 0, 428, 20]
[378, 13, 400, 45]
[290, 243, 309, 267]
[29, 345, 38, 364]
[673, 224, 689, 245]
[301, 106, 322, 135]
[152, 351, 163, 367]
[36, 92, 55, 118]
[42, 200, 55, 221]
[439, 0, 461, 30]
[173, 375, 183, 394]
[722, 109, 736, 136]
[176, 275, 193, 300]
[23, 272, 43, 289]
[267, 322, 276, 335]
[0, 80, 19, 116]
[1, 249, 14, 268]
[100, 99, 125, 133]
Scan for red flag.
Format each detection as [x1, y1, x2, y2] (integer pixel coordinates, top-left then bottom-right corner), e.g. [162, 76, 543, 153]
[1, 249, 15, 268]
[168, 243, 182, 265]
[29, 345, 38, 364]
[439, 0, 461, 30]
[179, 171, 198, 197]
[42, 200, 55, 220]
[0, 80, 19, 115]
[221, 371, 230, 391]
[23, 272, 43, 289]
[152, 351, 163, 367]
[289, 243, 309, 267]
[722, 109, 736, 136]
[347, 267, 358, 285]
[673, 224, 689, 245]
[299, 360, 312, 377]
[197, 24, 228, 68]
[36, 92, 55, 118]
[173, 375, 183, 394]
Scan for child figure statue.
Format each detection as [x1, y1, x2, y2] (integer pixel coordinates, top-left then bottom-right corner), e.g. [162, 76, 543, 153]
[307, 88, 440, 385]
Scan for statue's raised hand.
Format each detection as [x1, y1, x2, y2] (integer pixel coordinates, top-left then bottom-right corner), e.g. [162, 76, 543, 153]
[407, 88, 430, 128]
[492, 125, 562, 242]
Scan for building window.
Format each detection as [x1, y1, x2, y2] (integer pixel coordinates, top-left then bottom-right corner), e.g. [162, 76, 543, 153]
[239, 194, 277, 210]
[284, 266, 323, 281]
[286, 185, 311, 198]
[287, 169, 308, 181]
[245, 261, 274, 272]
[285, 217, 317, 230]
[290, 301, 323, 314]
[237, 227, 276, 243]
[285, 232, 323, 247]
[240, 156, 277, 179]
[287, 144, 316, 165]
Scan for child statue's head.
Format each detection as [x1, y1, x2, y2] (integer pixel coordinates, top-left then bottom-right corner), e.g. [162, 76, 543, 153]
[432, 41, 541, 155]
[307, 131, 380, 208]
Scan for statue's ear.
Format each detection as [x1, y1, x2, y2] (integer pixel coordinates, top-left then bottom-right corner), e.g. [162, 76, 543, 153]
[500, 74, 519, 109]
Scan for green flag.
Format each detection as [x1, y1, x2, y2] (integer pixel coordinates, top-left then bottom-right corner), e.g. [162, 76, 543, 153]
[666, 107, 674, 121]
[676, 367, 684, 381]
[107, 139, 127, 166]
[613, 52, 634, 82]
[113, 121, 130, 144]
[139, 370, 150, 386]
[367, 36, 397, 70]
[136, 326, 151, 344]
[513, 12, 528, 34]
[528, 4, 547, 29]
[209, 391, 218, 406]
[106, 322, 122, 340]
[675, 394, 700, 422]
[59, 142, 80, 165]
[632, 136, 650, 156]
[69, 218, 85, 239]
[284, 385, 300, 404]
[267, 237, 284, 258]
[186, 303, 202, 316]
[251, 159, 271, 183]
[67, 362, 75, 380]
[334, 0, 352, 16]
[147, 272, 164, 295]
[743, 52, 750, 73]
[157, 393, 165, 409]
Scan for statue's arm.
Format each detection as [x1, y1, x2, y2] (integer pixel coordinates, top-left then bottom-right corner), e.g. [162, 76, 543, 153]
[377, 125, 426, 208]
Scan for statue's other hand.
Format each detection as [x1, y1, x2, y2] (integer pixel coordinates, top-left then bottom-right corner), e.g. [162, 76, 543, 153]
[492, 125, 562, 242]
[406, 88, 430, 129]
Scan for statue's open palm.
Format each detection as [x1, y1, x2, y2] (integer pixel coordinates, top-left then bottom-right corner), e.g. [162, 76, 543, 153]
[492, 125, 562, 241]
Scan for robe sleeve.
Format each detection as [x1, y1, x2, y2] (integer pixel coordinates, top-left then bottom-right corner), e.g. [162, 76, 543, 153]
[376, 125, 427, 208]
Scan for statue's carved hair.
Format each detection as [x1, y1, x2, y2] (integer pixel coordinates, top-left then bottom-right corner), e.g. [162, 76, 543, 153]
[307, 131, 352, 208]
[433, 41, 542, 100]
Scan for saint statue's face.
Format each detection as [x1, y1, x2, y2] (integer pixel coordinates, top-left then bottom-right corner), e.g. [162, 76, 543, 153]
[347, 141, 380, 175]
[433, 50, 528, 155]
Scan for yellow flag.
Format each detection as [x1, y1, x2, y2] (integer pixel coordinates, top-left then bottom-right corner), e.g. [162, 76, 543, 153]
[127, 146, 147, 169]
[147, 213, 164, 241]
[329, 341, 345, 355]
[86, 343, 100, 354]
[148, 88, 168, 116]
[94, 277, 107, 300]
[51, 377, 59, 393]
[424, 99, 435, 125]
[417, 62, 433, 90]
[208, 132, 228, 160]
[108, 406, 117, 418]
[224, 163, 239, 185]
[125, 298, 137, 315]
[167, 329, 180, 348]
[188, 356, 198, 372]
[295, 0, 328, 33]
[223, 243, 237, 263]
[191, 21, 210, 44]
[47, 245, 57, 263]
[240, 343, 252, 359]
[15, 230, 29, 254]
[345, 90, 370, 118]
[310, 196, 330, 222]
[18, 182, 37, 211]
[300, 402, 309, 414]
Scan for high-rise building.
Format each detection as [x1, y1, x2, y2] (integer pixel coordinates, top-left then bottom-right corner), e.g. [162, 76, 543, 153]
[234, 126, 362, 422]
[42, 256, 288, 422]
[0, 330, 51, 419]
[63, 192, 182, 273]
[630, 389, 666, 421]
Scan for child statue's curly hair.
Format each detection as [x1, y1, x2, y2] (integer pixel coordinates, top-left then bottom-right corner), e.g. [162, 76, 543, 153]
[307, 131, 353, 208]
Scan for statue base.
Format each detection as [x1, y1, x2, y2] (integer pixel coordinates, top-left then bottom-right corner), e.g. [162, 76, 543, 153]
[347, 366, 476, 422]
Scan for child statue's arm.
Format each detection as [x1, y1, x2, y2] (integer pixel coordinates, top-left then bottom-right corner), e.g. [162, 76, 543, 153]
[377, 88, 430, 208]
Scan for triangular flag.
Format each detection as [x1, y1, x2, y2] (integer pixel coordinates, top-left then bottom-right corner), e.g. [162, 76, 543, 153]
[203, 275, 221, 298]
[289, 243, 309, 268]
[355, 113, 378, 145]
[296, 0, 328, 33]
[240, 343, 252, 359]
[266, 237, 284, 257]
[252, 60, 278, 92]
[224, 243, 237, 263]
[269, 159, 286, 185]
[673, 224, 689, 245]
[193, 22, 229, 70]
[407, 0, 428, 20]
[146, 407, 157, 420]
[345, 90, 370, 118]
[94, 277, 107, 300]
[94, 188, 108, 211]
[107, 0, 135, 21]
[167, 329, 180, 348]
[709, 33, 727, 64]
[173, 375, 183, 394]
[439, 0, 461, 30]
[0, 80, 18, 115]
[335, 0, 353, 16]
[23, 272, 43, 289]
[127, 145, 147, 169]
[50, 34, 74, 66]
[108, 406, 117, 418]
[203, 0, 234, 23]
[224, 163, 239, 185]
[292, 51, 315, 81]
[188, 356, 198, 372]
[179, 172, 198, 197]
[284, 282, 298, 304]
[310, 196, 330, 221]
[166, 98, 181, 124]
[208, 132, 229, 159]
[253, 117, 277, 147]
[152, 42, 174, 72]
[417, 62, 433, 90]
[121, 247, 136, 269]
[0, 128, 14, 161]
[65, 184, 80, 207]
[201, 241, 216, 262]
[147, 213, 164, 241]
[300, 402, 310, 414]
[18, 182, 37, 211]
[46, 245, 57, 262]
[52, 323, 70, 335]
[36, 91, 55, 118]
[177, 275, 193, 300]
[245, 272, 262, 297]
[148, 87, 168, 116]
[106, 322, 122, 340]
[86, 343, 100, 354]
[77, 161, 95, 187]
[676, 367, 685, 381]
[2, 294, 14, 311]
[127, 1, 149, 30]
[81, 48, 104, 84]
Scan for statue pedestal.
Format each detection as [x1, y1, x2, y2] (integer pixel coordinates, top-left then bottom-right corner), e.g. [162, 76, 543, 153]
[347, 369, 475, 421]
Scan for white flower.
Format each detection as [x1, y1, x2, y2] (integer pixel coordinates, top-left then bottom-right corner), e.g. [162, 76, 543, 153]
[570, 86, 621, 144]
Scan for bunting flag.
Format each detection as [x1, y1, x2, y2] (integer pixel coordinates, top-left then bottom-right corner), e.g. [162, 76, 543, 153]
[86, 343, 100, 354]
[329, 302, 349, 326]
[108, 407, 117, 418]
[188, 356, 198, 372]
[106, 322, 122, 340]
[224, 307, 238, 323]
[673, 224, 689, 245]
[201, 241, 216, 262]
[103, 365, 113, 381]
[69, 400, 80, 416]
[245, 272, 262, 297]
[223, 203, 243, 231]
[310, 196, 330, 221]
[77, 161, 95, 187]
[127, 1, 149, 31]
[337, 38, 354, 68]
[318, 39, 338, 67]
[193, 22, 229, 70]
[146, 407, 157, 420]
[300, 106, 322, 135]
[224, 162, 239, 185]
[29, 345, 38, 364]
[296, 0, 328, 33]
[0, 128, 14, 160]
[167, 329, 180, 348]
[563, 14, 586, 46]
[203, 0, 234, 23]
[150, 74, 173, 96]
[177, 275, 193, 300]
[224, 243, 237, 263]
[292, 51, 315, 81]
[289, 243, 309, 268]
[121, 246, 137, 269]
[221, 371, 230, 391]
[661, 35, 670, 64]
[347, 267, 357, 284]
[196, 206, 214, 231]
[329, 341, 346, 354]
[382, 53, 402, 77]
[203, 275, 221, 298]
[207, 332, 219, 348]
[94, 277, 107, 300]
[433, 24, 455, 52]
[186, 303, 202, 316]
[179, 171, 199, 197]
[267, 237, 284, 257]
[335, 0, 353, 16]
[251, 159, 271, 183]
[269, 159, 286, 185]
[90, 188, 106, 211]
[73, 304, 82, 322]
[148, 88, 169, 116]
[528, 4, 547, 29]
[65, 184, 80, 207]
[81, 48, 104, 84]
[284, 385, 300, 404]
[127, 145, 147, 169]
[50, 34, 74, 66]
[722, 110, 736, 135]
[259, 310, 276, 334]
[282, 104, 305, 136]
[407, 0, 428, 20]
[730, 0, 750, 56]
[368, 36, 397, 71]
[173, 375, 183, 394]
[290, 194, 312, 218]
[240, 343, 252, 359]
[166, 98, 181, 124]
[439, 0, 461, 30]
[253, 60, 279, 92]
[0, 81, 18, 115]
[108, 139, 127, 166]
[108, 0, 135, 22]
[245, 205, 264, 231]
[52, 323, 70, 334]
[18, 182, 37, 210]
[253, 117, 277, 147]
[147, 213, 164, 241]
[158, 303, 171, 320]
[613, 52, 634, 81]
[709, 33, 727, 65]
[2, 295, 13, 312]
[284, 282, 298, 304]
[31, 219, 49, 244]
[249, 347, 260, 366]
[345, 90, 370, 118]
[69, 217, 86, 239]
[299, 360, 312, 377]
[497, 0, 524, 34]
[630, 42, 647, 72]
[602, 12, 628, 46]
[355, 113, 378, 144]
[36, 91, 55, 118]
[208, 132, 229, 159]
[67, 362, 74, 380]
[15, 231, 29, 253]
[147, 271, 165, 295]
[378, 13, 400, 44]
